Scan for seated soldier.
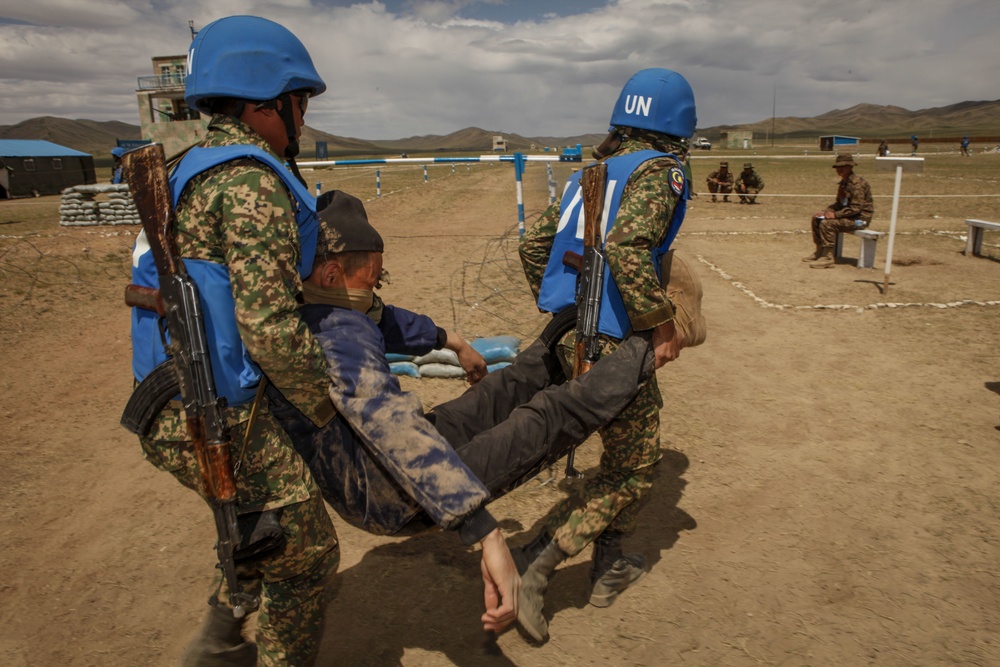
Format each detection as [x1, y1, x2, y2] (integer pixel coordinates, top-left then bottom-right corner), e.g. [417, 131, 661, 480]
[266, 190, 657, 582]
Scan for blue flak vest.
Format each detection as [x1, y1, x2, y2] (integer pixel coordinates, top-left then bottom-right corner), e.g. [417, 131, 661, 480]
[130, 145, 320, 407]
[537, 150, 689, 340]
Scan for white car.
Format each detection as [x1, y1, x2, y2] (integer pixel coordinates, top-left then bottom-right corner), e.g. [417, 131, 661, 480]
[692, 137, 712, 150]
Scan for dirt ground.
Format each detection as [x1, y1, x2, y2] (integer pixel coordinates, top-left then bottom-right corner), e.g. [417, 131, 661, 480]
[1, 151, 999, 666]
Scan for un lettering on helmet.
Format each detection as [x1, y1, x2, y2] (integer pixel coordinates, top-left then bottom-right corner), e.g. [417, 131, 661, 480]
[609, 68, 697, 139]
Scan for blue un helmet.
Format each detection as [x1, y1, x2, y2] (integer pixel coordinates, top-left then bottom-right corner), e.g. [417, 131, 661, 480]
[185, 15, 326, 114]
[110, 147, 125, 158]
[609, 68, 697, 139]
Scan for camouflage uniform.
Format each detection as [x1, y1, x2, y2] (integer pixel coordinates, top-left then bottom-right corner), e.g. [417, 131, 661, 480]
[137, 115, 338, 666]
[706, 164, 734, 201]
[519, 133, 681, 556]
[811, 171, 875, 247]
[735, 165, 765, 204]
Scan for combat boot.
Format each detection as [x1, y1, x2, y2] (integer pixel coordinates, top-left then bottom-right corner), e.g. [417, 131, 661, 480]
[810, 246, 835, 269]
[588, 530, 648, 608]
[510, 529, 552, 575]
[180, 603, 257, 667]
[517, 540, 568, 642]
[802, 245, 822, 262]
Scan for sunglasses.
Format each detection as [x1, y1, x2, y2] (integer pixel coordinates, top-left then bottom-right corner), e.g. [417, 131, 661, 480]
[295, 92, 310, 115]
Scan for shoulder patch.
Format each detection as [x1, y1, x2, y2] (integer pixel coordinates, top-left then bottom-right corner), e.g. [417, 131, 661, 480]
[669, 167, 685, 196]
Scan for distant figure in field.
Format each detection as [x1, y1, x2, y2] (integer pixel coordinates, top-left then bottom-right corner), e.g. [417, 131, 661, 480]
[911, 135, 919, 156]
[734, 162, 764, 205]
[877, 139, 889, 157]
[804, 153, 874, 269]
[706, 161, 734, 202]
[961, 135, 971, 157]
[110, 147, 125, 184]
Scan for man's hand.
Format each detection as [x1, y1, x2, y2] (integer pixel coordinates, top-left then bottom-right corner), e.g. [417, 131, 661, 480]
[651, 319, 682, 368]
[479, 527, 519, 633]
[445, 331, 488, 384]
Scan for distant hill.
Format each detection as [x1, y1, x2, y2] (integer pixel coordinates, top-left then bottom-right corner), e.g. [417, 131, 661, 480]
[0, 116, 143, 157]
[703, 99, 1000, 142]
[4, 99, 999, 158]
[366, 127, 602, 152]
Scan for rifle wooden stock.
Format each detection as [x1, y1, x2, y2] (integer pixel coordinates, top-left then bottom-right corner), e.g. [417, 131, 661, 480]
[124, 284, 164, 314]
[121, 143, 256, 617]
[565, 162, 608, 477]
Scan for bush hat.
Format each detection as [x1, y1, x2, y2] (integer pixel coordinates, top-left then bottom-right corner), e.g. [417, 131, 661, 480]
[833, 153, 856, 168]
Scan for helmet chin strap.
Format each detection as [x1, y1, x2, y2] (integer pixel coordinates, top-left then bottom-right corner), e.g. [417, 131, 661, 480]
[276, 92, 308, 188]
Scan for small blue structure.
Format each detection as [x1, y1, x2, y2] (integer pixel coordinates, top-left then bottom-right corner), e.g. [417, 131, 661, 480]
[559, 144, 583, 162]
[819, 135, 860, 152]
[0, 140, 95, 198]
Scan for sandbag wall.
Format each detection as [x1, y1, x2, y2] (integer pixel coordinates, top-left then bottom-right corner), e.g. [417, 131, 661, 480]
[59, 184, 140, 226]
[387, 335, 520, 378]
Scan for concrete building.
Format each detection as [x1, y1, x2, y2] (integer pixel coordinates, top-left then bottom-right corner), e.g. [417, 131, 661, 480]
[135, 55, 208, 157]
[720, 130, 754, 150]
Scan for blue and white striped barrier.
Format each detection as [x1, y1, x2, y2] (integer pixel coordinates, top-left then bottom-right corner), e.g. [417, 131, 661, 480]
[299, 149, 582, 235]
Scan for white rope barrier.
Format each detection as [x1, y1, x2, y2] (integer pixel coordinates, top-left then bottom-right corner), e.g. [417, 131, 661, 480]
[696, 254, 1000, 312]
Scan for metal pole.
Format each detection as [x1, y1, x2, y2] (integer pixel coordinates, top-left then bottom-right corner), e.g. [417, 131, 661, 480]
[376, 169, 381, 199]
[513, 152, 526, 236]
[547, 163, 556, 204]
[882, 163, 903, 294]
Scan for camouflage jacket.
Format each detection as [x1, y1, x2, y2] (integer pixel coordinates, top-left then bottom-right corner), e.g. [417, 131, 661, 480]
[737, 170, 764, 189]
[829, 172, 875, 223]
[707, 169, 734, 186]
[520, 136, 681, 331]
[173, 115, 333, 426]
[269, 303, 496, 543]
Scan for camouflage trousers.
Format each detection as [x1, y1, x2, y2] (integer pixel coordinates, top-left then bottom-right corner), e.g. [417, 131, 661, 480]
[811, 214, 865, 248]
[140, 401, 339, 666]
[546, 337, 663, 556]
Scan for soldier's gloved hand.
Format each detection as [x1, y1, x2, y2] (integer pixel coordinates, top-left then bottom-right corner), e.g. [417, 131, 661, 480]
[479, 527, 519, 633]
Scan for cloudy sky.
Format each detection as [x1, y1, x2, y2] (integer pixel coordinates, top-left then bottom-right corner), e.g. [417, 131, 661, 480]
[1, 0, 997, 140]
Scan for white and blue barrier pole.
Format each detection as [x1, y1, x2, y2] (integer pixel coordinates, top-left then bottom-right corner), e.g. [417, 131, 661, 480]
[298, 154, 578, 228]
[546, 163, 556, 204]
[513, 153, 527, 236]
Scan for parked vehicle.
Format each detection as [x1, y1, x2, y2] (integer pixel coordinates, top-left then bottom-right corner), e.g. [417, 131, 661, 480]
[692, 137, 712, 150]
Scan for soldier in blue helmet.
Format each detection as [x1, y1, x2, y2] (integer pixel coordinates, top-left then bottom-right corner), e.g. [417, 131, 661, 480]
[110, 147, 125, 184]
[517, 67, 696, 641]
[128, 15, 339, 666]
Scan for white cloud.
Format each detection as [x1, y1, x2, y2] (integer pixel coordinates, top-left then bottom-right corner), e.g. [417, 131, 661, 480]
[1, 0, 997, 138]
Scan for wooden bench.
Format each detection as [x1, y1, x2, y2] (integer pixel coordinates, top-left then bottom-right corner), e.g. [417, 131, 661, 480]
[834, 228, 885, 268]
[964, 219, 1000, 257]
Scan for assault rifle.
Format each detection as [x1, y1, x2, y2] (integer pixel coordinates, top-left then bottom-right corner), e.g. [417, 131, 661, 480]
[119, 143, 258, 618]
[562, 162, 608, 478]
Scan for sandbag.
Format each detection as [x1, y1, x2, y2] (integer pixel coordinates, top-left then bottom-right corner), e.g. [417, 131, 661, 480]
[419, 363, 466, 379]
[470, 335, 520, 363]
[413, 348, 460, 366]
[388, 361, 420, 378]
[660, 250, 707, 348]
